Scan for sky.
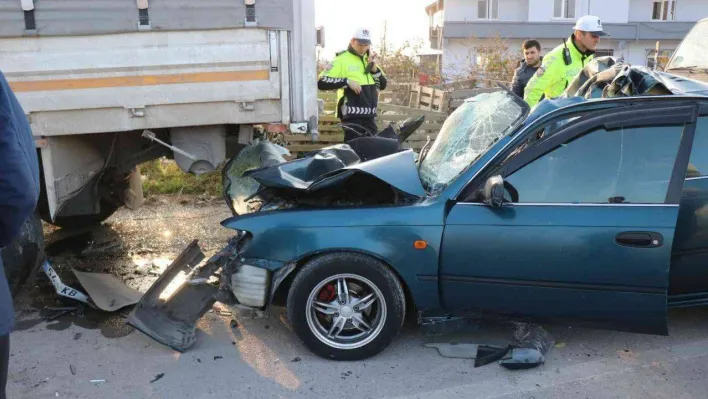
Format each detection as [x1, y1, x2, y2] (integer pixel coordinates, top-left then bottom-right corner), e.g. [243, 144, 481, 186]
[314, 0, 434, 60]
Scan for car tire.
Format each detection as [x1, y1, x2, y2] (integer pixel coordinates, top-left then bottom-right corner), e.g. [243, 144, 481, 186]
[286, 252, 406, 361]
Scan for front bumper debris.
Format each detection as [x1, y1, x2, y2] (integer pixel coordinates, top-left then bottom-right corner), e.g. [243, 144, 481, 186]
[127, 232, 293, 352]
[127, 239, 223, 352]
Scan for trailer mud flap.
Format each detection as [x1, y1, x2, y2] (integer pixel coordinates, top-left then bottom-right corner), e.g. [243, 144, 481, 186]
[127, 240, 220, 352]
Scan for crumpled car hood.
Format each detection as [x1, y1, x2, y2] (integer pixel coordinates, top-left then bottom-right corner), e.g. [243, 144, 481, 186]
[223, 142, 425, 215]
[244, 146, 425, 197]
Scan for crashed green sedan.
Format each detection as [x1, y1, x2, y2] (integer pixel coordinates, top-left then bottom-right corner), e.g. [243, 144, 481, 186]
[128, 59, 708, 361]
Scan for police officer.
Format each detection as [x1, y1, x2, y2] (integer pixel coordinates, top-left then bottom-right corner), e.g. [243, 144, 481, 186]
[524, 15, 608, 107]
[0, 66, 40, 399]
[318, 28, 387, 141]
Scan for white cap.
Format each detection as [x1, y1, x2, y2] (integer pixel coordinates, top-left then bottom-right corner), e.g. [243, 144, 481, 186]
[353, 28, 372, 44]
[573, 15, 609, 36]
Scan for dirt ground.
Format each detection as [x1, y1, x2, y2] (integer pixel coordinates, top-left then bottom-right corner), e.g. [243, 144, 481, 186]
[7, 195, 708, 399]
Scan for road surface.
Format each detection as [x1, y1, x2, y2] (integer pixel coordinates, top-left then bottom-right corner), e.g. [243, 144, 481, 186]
[8, 195, 708, 398]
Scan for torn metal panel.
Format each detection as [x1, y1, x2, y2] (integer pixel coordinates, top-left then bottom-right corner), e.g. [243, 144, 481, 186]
[127, 240, 212, 352]
[71, 269, 142, 312]
[243, 144, 360, 191]
[127, 235, 255, 352]
[309, 150, 426, 197]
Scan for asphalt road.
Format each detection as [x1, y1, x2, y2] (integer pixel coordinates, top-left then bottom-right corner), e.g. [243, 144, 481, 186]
[8, 196, 708, 399]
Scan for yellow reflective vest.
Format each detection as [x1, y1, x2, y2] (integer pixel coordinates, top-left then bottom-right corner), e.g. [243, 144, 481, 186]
[524, 36, 595, 107]
[318, 47, 387, 119]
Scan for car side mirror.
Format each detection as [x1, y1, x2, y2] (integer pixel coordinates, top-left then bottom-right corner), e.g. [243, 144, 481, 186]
[482, 175, 505, 208]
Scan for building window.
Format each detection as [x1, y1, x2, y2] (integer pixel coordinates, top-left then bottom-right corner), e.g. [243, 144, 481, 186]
[477, 0, 499, 20]
[652, 0, 677, 21]
[554, 0, 576, 19]
[595, 49, 614, 57]
[647, 49, 674, 69]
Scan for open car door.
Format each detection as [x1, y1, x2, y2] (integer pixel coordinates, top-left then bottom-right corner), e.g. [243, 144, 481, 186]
[440, 100, 699, 334]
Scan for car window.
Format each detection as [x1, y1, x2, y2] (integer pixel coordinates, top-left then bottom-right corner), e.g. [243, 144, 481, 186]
[502, 115, 584, 164]
[506, 124, 684, 204]
[687, 117, 708, 178]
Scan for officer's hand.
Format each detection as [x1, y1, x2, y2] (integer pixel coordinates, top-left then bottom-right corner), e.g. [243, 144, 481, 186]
[347, 80, 362, 95]
[369, 52, 379, 73]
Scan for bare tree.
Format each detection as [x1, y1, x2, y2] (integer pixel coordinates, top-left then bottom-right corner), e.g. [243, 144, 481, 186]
[439, 36, 521, 88]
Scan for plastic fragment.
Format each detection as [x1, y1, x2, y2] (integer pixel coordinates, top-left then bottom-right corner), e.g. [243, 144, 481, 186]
[42, 261, 90, 304]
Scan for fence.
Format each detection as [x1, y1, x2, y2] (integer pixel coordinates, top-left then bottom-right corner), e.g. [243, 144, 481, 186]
[407, 85, 501, 114]
[284, 91, 447, 155]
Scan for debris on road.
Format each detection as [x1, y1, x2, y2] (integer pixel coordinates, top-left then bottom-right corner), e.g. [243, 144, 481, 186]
[499, 348, 545, 370]
[150, 373, 165, 383]
[81, 239, 121, 256]
[423, 343, 479, 359]
[474, 345, 512, 368]
[69, 365, 76, 376]
[45, 307, 81, 321]
[90, 379, 106, 383]
[213, 356, 223, 361]
[74, 333, 82, 340]
[424, 322, 554, 370]
[230, 319, 238, 329]
[42, 261, 91, 305]
[291, 357, 301, 363]
[41, 258, 143, 314]
[71, 269, 142, 312]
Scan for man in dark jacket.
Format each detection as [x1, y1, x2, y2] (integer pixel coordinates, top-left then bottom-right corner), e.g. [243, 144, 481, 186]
[0, 67, 40, 399]
[511, 40, 542, 99]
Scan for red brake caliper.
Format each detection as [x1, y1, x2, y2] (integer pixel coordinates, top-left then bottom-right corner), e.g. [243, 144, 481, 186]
[318, 284, 336, 302]
[316, 284, 336, 322]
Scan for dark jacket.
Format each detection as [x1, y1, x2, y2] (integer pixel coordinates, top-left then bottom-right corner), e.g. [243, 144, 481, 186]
[0, 69, 40, 335]
[318, 46, 387, 120]
[511, 57, 542, 99]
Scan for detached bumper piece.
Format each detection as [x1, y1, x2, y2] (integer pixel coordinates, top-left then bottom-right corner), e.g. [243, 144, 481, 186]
[127, 239, 236, 352]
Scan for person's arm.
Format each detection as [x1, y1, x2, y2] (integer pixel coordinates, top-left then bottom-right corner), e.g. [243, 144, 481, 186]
[318, 57, 349, 91]
[524, 55, 563, 107]
[0, 110, 37, 247]
[372, 67, 387, 91]
[510, 67, 523, 98]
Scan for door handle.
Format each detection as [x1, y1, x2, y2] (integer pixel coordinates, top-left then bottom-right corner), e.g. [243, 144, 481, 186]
[615, 232, 663, 248]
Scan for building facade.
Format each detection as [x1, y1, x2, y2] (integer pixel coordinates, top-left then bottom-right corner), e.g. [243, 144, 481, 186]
[426, 0, 707, 81]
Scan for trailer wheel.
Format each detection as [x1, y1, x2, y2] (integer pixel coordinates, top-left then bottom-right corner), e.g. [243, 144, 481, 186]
[0, 212, 45, 298]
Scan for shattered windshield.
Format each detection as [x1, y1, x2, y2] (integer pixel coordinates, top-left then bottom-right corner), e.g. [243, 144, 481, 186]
[666, 20, 708, 70]
[418, 91, 526, 194]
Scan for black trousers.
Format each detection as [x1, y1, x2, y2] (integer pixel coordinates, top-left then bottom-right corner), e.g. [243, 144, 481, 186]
[340, 117, 378, 142]
[0, 334, 7, 399]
